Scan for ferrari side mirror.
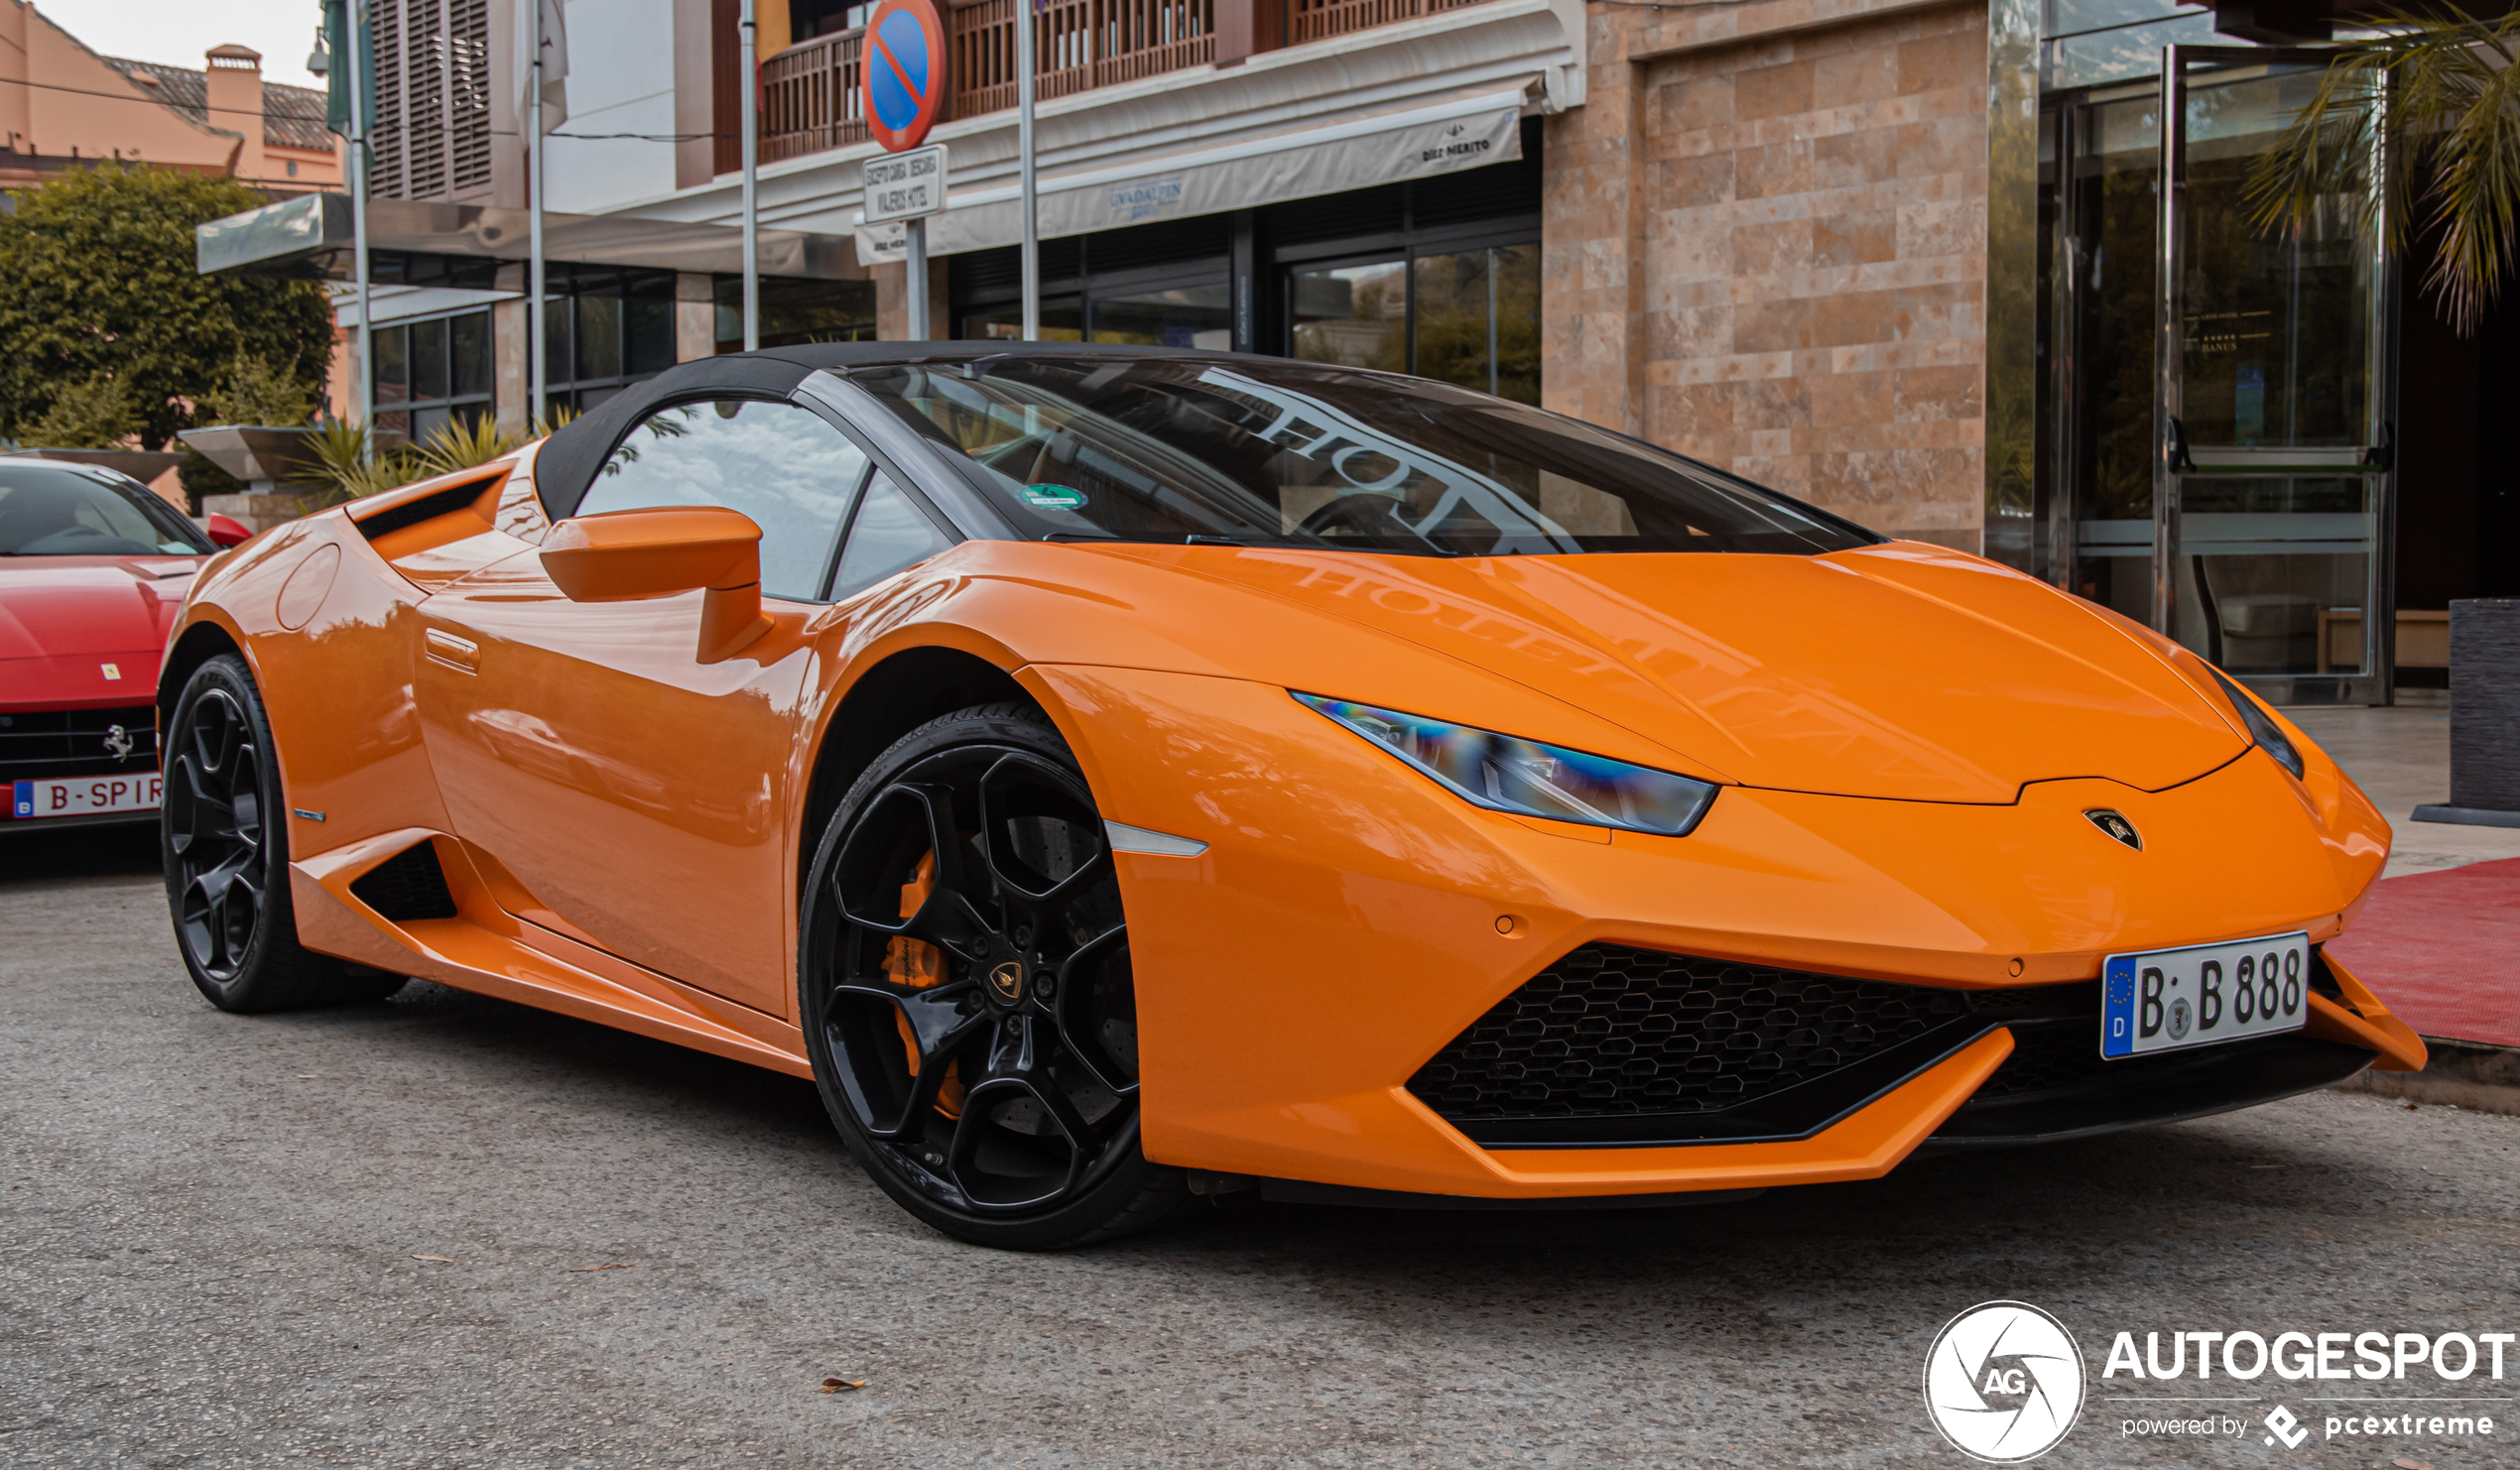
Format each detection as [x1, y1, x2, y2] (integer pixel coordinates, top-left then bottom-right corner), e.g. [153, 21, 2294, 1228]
[541, 505, 774, 664]
[205, 513, 254, 548]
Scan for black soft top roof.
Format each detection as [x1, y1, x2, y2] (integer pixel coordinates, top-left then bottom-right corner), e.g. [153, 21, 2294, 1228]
[530, 341, 1246, 523]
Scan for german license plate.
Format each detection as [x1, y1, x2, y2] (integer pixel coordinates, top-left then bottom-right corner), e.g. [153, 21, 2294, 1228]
[2100, 932, 2311, 1058]
[10, 774, 162, 820]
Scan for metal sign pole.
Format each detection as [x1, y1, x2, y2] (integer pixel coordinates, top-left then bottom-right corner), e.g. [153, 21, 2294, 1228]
[740, 0, 760, 351]
[1018, 0, 1037, 341]
[907, 217, 929, 338]
[346, 4, 374, 453]
[528, 0, 546, 422]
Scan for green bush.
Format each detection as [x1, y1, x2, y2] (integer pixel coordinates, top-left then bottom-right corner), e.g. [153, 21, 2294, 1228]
[0, 164, 334, 449]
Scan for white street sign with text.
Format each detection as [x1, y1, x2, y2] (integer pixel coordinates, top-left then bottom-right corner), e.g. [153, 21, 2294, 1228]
[862, 145, 947, 224]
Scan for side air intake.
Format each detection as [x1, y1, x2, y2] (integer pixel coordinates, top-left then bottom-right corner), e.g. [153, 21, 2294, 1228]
[350, 841, 458, 921]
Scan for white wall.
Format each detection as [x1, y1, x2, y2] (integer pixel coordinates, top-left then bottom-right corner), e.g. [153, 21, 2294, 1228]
[543, 0, 683, 213]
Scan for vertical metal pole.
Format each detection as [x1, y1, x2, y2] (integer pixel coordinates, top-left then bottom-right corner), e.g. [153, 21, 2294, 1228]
[2153, 45, 2187, 642]
[2368, 64, 2398, 703]
[1018, 0, 1038, 340]
[529, 0, 546, 422]
[1485, 248, 1498, 395]
[740, 0, 760, 351]
[907, 216, 929, 338]
[347, 1, 375, 453]
[2048, 107, 2079, 591]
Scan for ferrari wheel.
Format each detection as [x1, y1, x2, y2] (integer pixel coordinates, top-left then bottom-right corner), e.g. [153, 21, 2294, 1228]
[801, 702, 1193, 1249]
[163, 655, 405, 1013]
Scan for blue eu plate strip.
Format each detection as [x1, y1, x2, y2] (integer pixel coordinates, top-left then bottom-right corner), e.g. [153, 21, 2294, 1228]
[2099, 955, 2138, 1058]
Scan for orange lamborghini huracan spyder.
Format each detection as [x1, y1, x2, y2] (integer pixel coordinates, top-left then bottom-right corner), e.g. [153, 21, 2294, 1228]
[158, 344, 2427, 1247]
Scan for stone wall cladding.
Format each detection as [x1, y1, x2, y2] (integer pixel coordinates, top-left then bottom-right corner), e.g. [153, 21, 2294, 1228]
[1544, 0, 1989, 551]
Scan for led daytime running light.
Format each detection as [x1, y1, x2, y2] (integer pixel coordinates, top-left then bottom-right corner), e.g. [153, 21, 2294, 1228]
[1294, 692, 1718, 837]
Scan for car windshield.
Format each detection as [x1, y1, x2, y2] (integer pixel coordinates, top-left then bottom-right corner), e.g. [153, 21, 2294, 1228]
[0, 462, 213, 555]
[843, 356, 1878, 556]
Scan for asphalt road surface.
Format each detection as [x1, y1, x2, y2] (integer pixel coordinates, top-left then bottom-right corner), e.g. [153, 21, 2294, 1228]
[4, 827, 2516, 1469]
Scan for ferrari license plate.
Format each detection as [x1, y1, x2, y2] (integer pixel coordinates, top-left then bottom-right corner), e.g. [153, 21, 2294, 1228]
[2100, 932, 2311, 1058]
[10, 774, 162, 820]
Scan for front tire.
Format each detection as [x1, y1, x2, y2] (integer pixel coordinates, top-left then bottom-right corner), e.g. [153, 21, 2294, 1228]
[799, 702, 1193, 1249]
[162, 654, 405, 1013]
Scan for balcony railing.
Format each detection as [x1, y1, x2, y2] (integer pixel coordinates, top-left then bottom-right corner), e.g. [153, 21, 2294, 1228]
[1289, 0, 1484, 44]
[948, 0, 1214, 117]
[762, 27, 868, 162]
[760, 0, 1480, 165]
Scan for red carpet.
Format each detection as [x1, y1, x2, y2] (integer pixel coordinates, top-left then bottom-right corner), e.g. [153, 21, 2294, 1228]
[2325, 856, 2520, 1048]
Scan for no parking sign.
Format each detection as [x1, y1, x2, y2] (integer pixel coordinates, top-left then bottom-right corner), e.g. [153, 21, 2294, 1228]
[862, 0, 947, 153]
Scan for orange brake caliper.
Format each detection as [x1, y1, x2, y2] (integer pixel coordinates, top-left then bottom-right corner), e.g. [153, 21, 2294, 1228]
[885, 851, 964, 1117]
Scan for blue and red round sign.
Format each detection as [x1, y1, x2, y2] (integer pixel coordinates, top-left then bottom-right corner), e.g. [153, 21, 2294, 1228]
[862, 0, 947, 153]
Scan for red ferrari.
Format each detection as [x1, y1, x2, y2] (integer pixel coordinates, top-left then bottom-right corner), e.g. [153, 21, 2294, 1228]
[0, 457, 247, 832]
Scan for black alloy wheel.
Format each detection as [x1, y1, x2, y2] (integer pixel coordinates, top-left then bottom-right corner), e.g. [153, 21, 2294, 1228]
[800, 703, 1192, 1249]
[163, 654, 404, 1012]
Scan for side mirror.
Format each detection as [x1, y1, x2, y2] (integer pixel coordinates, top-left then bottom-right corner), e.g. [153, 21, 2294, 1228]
[205, 513, 254, 549]
[541, 505, 774, 664]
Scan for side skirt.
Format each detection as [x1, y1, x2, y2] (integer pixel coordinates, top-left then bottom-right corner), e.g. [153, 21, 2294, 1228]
[290, 826, 811, 1077]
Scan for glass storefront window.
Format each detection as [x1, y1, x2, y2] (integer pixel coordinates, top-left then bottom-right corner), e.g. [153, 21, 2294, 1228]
[1291, 261, 1405, 371]
[1412, 244, 1540, 406]
[544, 269, 727, 419]
[374, 325, 410, 407]
[1089, 284, 1230, 348]
[2064, 93, 2163, 626]
[711, 276, 879, 352]
[575, 294, 623, 383]
[1290, 250, 1539, 405]
[964, 302, 1084, 341]
[370, 308, 493, 446]
[2183, 475, 2370, 674]
[2179, 71, 2370, 449]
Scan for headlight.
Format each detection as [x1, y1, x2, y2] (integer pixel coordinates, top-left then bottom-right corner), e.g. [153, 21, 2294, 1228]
[1294, 692, 1719, 836]
[2206, 668, 2305, 780]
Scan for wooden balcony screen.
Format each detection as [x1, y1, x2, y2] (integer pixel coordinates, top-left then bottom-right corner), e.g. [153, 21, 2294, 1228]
[761, 27, 869, 162]
[949, 0, 1214, 117]
[1288, 0, 1483, 44]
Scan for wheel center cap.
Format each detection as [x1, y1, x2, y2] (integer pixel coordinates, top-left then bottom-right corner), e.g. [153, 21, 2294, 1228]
[987, 960, 1025, 1004]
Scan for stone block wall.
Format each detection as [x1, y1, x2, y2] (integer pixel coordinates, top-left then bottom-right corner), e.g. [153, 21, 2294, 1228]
[1544, 0, 1990, 550]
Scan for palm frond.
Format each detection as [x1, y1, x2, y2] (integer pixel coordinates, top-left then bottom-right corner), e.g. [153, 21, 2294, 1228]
[2248, 10, 2520, 334]
[293, 418, 415, 504]
[408, 415, 528, 478]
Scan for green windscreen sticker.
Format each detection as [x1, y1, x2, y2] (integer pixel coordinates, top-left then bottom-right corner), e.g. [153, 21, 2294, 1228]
[1020, 484, 1088, 511]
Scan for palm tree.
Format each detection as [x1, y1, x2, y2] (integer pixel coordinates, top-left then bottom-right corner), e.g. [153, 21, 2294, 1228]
[2245, 9, 2520, 335]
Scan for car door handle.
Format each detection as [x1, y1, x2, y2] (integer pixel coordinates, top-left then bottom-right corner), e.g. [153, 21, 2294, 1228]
[425, 629, 481, 674]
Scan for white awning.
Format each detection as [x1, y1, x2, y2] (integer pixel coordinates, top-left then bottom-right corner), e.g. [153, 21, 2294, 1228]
[854, 77, 1536, 263]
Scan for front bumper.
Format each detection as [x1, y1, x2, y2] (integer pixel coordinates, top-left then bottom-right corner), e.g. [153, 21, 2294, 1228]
[1036, 665, 2417, 1200]
[0, 805, 159, 834]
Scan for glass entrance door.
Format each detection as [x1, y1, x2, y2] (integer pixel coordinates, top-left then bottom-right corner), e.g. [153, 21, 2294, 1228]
[2158, 47, 2396, 702]
[2057, 49, 2396, 703]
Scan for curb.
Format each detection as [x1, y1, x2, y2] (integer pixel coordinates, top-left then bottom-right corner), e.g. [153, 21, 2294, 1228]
[2333, 1038, 2520, 1116]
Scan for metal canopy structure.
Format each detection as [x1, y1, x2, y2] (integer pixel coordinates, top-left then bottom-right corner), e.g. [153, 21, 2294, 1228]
[196, 192, 859, 282]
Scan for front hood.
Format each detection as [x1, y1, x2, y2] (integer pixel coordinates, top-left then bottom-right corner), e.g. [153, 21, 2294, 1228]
[1145, 541, 2248, 804]
[0, 555, 198, 663]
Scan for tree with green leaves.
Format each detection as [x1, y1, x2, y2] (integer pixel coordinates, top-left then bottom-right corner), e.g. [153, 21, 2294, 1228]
[0, 164, 335, 448]
[2247, 11, 2520, 334]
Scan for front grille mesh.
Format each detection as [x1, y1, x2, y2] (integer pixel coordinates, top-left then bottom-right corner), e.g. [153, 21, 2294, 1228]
[1408, 943, 1972, 1122]
[1, 705, 157, 782]
[1970, 1024, 2104, 1099]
